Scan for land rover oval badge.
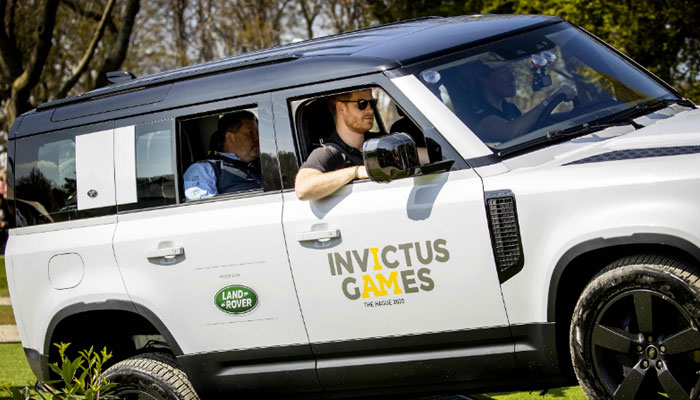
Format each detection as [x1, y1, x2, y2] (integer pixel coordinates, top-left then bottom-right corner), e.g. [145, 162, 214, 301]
[215, 285, 258, 315]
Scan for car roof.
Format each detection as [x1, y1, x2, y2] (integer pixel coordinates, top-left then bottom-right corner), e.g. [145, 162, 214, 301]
[13, 14, 561, 138]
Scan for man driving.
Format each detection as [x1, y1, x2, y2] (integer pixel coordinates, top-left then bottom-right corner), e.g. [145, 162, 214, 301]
[184, 111, 261, 200]
[295, 90, 375, 201]
[464, 59, 576, 143]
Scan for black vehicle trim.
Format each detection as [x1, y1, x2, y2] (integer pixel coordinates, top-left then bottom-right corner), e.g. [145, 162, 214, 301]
[36, 54, 300, 111]
[178, 323, 566, 397]
[564, 145, 700, 165]
[547, 233, 700, 321]
[484, 190, 525, 283]
[466, 153, 500, 168]
[44, 300, 183, 358]
[178, 343, 322, 398]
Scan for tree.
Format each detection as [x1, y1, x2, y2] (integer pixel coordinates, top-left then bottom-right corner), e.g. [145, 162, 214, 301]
[367, 0, 700, 102]
[325, 0, 372, 33]
[0, 0, 60, 130]
[0, 0, 141, 137]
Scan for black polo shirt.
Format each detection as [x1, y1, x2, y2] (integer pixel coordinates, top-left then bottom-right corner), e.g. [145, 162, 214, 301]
[301, 131, 378, 173]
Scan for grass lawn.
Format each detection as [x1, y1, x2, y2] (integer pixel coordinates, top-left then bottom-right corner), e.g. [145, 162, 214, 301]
[0, 256, 7, 298]
[0, 307, 14, 324]
[0, 343, 35, 396]
[486, 386, 586, 399]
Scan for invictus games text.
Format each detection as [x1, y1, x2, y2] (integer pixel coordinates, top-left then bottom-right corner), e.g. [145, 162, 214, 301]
[326, 239, 450, 300]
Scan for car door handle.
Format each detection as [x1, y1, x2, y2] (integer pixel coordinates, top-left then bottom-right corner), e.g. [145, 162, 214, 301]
[146, 246, 184, 259]
[296, 229, 341, 242]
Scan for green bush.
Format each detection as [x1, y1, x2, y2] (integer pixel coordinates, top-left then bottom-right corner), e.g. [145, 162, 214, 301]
[1, 343, 118, 400]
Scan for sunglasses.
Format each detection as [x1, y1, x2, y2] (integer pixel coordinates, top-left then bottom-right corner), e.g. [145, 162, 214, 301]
[339, 98, 377, 110]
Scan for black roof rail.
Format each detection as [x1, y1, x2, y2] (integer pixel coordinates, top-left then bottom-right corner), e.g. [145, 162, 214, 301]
[106, 71, 137, 84]
[36, 53, 300, 111]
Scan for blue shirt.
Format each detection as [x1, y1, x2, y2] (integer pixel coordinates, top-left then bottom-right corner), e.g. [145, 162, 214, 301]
[184, 152, 241, 200]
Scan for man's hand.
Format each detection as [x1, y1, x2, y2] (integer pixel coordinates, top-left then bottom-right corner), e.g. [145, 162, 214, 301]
[552, 85, 576, 102]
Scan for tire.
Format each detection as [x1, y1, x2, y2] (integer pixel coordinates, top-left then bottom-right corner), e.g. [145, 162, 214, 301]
[104, 352, 200, 400]
[570, 255, 700, 400]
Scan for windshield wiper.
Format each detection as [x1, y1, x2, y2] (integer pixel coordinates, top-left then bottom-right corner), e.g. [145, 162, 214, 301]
[546, 120, 641, 141]
[604, 97, 695, 122]
[548, 97, 695, 140]
[499, 119, 638, 157]
[498, 97, 695, 158]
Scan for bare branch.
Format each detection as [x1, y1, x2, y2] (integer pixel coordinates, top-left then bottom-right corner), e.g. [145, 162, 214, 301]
[13, 0, 59, 96]
[0, 0, 22, 80]
[61, 0, 118, 35]
[298, 0, 324, 39]
[172, 0, 188, 67]
[57, 0, 117, 99]
[94, 0, 141, 88]
[7, 0, 15, 45]
[5, 0, 59, 127]
[196, 0, 214, 62]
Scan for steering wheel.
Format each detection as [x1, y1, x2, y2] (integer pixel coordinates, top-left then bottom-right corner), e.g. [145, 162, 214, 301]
[533, 93, 567, 130]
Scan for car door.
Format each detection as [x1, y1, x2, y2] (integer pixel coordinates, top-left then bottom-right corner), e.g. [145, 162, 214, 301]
[273, 77, 513, 391]
[9, 121, 128, 355]
[111, 97, 317, 395]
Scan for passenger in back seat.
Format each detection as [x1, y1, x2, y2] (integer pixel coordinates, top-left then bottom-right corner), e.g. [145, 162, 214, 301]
[183, 111, 262, 200]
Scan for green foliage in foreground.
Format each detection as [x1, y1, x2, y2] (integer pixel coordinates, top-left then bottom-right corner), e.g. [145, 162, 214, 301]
[1, 343, 117, 400]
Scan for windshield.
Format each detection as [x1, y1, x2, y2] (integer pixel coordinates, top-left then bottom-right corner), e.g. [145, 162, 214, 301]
[407, 22, 678, 151]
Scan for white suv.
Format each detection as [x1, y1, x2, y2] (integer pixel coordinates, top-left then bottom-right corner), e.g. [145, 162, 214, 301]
[5, 14, 700, 400]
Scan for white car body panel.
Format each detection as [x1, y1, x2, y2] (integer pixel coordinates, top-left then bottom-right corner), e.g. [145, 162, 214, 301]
[481, 107, 700, 324]
[8, 221, 127, 351]
[112, 194, 309, 354]
[282, 169, 509, 344]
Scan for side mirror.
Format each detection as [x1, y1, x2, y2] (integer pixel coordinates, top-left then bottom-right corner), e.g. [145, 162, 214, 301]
[362, 133, 419, 182]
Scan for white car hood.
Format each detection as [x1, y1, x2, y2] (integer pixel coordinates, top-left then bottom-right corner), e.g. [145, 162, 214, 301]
[501, 106, 700, 171]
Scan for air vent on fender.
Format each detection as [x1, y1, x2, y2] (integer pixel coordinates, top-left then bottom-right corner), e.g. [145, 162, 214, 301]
[565, 145, 700, 165]
[485, 190, 524, 283]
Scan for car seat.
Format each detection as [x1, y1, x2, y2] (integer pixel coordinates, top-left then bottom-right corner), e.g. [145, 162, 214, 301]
[296, 98, 335, 160]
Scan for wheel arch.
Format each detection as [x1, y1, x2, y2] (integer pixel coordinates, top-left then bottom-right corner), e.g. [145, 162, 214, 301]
[547, 233, 700, 322]
[546, 233, 700, 379]
[33, 300, 183, 380]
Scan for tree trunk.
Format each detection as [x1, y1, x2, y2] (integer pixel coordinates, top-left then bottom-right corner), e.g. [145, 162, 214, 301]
[3, 0, 59, 132]
[94, 0, 141, 89]
[57, 0, 117, 99]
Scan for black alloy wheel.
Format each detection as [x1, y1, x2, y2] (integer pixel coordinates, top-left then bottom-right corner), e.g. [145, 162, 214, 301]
[570, 255, 700, 400]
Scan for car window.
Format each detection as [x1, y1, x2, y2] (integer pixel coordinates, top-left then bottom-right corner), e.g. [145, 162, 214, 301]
[407, 22, 676, 150]
[292, 87, 438, 167]
[14, 128, 114, 226]
[178, 107, 264, 201]
[117, 120, 177, 212]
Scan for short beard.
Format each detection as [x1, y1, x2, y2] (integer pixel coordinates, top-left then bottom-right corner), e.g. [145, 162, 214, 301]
[343, 112, 372, 134]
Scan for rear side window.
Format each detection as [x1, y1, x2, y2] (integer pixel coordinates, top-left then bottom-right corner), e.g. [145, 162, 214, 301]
[118, 120, 177, 212]
[14, 129, 115, 226]
[136, 124, 176, 207]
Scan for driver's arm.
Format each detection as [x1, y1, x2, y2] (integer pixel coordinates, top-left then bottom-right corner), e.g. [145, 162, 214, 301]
[295, 166, 368, 201]
[478, 85, 576, 141]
